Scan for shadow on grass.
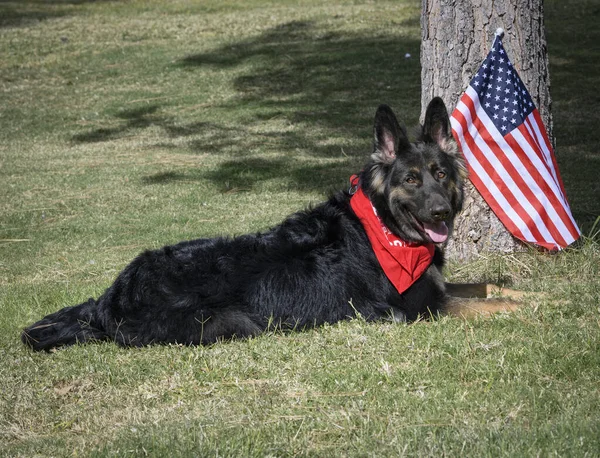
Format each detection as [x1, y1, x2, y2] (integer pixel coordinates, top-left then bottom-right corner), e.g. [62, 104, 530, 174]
[180, 20, 421, 191]
[0, 0, 116, 28]
[72, 105, 162, 143]
[142, 157, 357, 194]
[71, 105, 218, 143]
[180, 19, 422, 129]
[73, 18, 422, 193]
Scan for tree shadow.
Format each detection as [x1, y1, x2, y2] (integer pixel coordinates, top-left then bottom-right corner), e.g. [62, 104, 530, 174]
[72, 105, 161, 143]
[174, 19, 422, 191]
[72, 105, 215, 144]
[71, 17, 422, 193]
[142, 157, 355, 194]
[179, 19, 421, 128]
[0, 0, 117, 28]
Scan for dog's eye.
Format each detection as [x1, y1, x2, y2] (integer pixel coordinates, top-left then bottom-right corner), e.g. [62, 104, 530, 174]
[406, 177, 417, 184]
[437, 171, 447, 180]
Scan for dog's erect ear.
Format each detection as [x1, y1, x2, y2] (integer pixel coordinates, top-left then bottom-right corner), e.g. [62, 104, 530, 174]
[422, 97, 452, 147]
[423, 97, 468, 207]
[373, 104, 410, 163]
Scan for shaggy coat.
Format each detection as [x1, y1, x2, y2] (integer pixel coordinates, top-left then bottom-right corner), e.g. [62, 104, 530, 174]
[22, 98, 467, 351]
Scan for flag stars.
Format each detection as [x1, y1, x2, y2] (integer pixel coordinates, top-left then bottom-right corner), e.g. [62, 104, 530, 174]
[472, 36, 536, 134]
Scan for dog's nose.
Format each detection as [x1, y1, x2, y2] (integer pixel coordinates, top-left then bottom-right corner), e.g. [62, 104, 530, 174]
[430, 204, 450, 221]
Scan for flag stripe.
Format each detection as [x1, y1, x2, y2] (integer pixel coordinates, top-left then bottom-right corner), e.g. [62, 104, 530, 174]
[528, 110, 568, 199]
[451, 124, 529, 242]
[510, 124, 580, 242]
[507, 130, 576, 246]
[517, 117, 569, 212]
[454, 91, 558, 246]
[451, 103, 534, 242]
[517, 117, 555, 182]
[522, 116, 557, 193]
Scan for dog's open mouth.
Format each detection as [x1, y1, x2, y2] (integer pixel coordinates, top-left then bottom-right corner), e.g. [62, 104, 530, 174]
[408, 212, 449, 244]
[421, 221, 449, 243]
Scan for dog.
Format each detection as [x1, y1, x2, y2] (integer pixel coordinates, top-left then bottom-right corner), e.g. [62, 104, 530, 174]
[21, 98, 519, 352]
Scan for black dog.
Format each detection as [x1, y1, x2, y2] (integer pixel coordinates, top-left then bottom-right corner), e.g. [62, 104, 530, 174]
[22, 98, 516, 352]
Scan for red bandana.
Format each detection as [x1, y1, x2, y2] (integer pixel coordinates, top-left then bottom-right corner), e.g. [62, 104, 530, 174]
[349, 176, 435, 294]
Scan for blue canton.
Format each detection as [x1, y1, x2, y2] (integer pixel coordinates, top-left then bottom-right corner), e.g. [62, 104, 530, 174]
[470, 36, 536, 136]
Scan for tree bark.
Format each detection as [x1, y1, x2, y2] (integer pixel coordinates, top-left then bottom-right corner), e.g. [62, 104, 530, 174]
[420, 0, 552, 261]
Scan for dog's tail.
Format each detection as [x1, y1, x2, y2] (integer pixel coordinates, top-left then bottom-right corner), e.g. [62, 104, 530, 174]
[21, 299, 107, 352]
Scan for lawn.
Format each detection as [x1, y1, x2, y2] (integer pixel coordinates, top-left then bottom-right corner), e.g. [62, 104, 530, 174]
[1, 0, 599, 456]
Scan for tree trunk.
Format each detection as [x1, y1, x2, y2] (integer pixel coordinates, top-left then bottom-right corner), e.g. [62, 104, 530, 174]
[420, 0, 552, 261]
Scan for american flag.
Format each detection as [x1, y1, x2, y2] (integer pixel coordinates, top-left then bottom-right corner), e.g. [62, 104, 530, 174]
[450, 32, 581, 250]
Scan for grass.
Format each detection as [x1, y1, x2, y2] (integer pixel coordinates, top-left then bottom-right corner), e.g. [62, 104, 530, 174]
[1, 0, 599, 456]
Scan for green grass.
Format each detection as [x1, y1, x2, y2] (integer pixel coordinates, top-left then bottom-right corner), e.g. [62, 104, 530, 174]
[1, 0, 599, 456]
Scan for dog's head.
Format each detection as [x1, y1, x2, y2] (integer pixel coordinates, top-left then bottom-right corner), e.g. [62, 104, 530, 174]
[361, 97, 467, 244]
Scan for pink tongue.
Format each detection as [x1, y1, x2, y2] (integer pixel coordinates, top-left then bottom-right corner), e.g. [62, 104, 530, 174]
[423, 221, 448, 243]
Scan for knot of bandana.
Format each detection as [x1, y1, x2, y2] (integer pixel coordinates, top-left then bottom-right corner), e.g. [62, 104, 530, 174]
[349, 175, 435, 294]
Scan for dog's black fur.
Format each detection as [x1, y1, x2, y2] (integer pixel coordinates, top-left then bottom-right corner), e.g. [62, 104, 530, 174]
[22, 98, 468, 352]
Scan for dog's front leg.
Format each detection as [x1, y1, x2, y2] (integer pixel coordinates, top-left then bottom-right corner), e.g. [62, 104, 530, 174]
[442, 296, 520, 319]
[445, 283, 526, 300]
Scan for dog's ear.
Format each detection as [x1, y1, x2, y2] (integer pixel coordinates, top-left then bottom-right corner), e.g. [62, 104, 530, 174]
[421, 97, 453, 148]
[423, 98, 468, 211]
[422, 97, 467, 181]
[373, 104, 410, 163]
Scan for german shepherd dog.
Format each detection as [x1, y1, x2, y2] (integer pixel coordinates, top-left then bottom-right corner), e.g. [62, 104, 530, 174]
[22, 98, 519, 352]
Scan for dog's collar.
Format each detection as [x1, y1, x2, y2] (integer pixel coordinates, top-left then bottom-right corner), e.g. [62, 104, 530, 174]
[349, 176, 435, 294]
